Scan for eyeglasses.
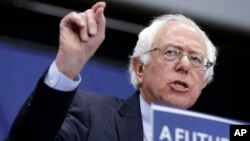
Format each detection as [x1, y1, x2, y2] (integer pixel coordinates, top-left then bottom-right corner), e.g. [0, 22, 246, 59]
[145, 46, 213, 71]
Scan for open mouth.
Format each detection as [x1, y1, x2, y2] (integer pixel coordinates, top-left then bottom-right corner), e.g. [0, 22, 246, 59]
[174, 81, 188, 89]
[169, 80, 190, 93]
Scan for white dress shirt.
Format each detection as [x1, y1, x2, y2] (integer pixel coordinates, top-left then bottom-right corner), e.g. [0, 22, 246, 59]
[140, 94, 152, 141]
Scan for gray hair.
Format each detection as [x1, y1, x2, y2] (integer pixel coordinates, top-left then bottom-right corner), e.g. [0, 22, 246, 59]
[128, 14, 218, 89]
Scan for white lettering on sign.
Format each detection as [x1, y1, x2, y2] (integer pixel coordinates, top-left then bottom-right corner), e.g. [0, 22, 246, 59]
[159, 125, 229, 141]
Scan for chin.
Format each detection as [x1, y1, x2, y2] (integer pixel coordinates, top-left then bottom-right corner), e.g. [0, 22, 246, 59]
[165, 101, 192, 109]
[172, 104, 189, 109]
[161, 97, 192, 109]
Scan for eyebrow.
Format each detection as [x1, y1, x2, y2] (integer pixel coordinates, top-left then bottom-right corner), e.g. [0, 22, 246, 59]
[164, 43, 205, 55]
[164, 43, 183, 50]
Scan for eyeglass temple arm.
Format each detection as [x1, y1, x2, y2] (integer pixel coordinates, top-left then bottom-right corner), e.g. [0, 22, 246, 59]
[206, 62, 213, 68]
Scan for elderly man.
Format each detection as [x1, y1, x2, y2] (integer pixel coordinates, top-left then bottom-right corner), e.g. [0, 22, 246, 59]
[6, 1, 217, 141]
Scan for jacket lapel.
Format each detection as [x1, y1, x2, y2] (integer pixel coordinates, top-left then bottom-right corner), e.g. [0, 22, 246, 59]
[115, 91, 143, 141]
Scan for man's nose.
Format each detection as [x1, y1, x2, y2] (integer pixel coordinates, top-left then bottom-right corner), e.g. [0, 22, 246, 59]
[175, 55, 191, 73]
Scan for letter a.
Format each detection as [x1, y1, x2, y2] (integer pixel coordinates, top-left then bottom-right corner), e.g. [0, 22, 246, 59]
[159, 125, 172, 141]
[234, 129, 241, 136]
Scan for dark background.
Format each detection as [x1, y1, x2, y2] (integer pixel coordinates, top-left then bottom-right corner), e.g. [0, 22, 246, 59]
[1, 0, 250, 127]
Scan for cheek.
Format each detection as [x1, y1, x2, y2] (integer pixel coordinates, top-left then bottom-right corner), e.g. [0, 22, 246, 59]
[148, 68, 174, 99]
[196, 73, 206, 89]
[146, 64, 172, 86]
[142, 62, 171, 90]
[190, 74, 206, 97]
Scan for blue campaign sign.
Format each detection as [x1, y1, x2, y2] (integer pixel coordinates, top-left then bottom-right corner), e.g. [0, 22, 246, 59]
[151, 104, 246, 141]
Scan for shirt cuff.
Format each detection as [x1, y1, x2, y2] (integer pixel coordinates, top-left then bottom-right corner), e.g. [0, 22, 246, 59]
[44, 61, 81, 91]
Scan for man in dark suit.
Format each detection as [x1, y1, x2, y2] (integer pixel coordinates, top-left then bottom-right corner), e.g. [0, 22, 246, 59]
[5, 1, 217, 141]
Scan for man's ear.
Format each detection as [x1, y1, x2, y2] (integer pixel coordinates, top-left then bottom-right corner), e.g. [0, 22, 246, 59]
[131, 57, 144, 84]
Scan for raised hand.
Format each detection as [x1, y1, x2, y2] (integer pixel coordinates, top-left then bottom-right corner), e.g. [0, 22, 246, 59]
[55, 2, 106, 80]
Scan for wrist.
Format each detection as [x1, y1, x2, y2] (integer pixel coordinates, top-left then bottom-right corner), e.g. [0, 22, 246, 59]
[55, 59, 79, 80]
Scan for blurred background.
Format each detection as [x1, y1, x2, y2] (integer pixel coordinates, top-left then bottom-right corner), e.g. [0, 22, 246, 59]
[1, 0, 250, 140]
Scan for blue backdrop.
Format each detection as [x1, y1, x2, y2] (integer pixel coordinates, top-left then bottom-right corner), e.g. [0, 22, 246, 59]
[0, 38, 135, 140]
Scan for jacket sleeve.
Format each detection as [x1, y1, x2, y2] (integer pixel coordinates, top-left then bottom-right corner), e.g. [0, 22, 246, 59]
[5, 73, 77, 141]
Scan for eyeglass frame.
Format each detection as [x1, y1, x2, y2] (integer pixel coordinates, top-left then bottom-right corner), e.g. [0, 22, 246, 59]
[144, 46, 213, 71]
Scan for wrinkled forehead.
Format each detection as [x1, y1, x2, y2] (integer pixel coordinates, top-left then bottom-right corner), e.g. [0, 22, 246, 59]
[153, 20, 207, 53]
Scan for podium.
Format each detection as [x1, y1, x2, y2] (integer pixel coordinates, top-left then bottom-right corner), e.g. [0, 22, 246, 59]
[150, 104, 248, 141]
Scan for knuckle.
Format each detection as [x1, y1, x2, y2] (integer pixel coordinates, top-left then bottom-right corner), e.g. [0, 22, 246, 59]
[70, 11, 77, 16]
[86, 9, 94, 15]
[79, 12, 86, 17]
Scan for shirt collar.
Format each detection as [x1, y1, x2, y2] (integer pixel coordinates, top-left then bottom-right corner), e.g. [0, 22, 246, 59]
[139, 93, 152, 141]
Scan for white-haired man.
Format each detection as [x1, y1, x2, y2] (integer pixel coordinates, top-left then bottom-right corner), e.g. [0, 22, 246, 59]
[6, 2, 217, 141]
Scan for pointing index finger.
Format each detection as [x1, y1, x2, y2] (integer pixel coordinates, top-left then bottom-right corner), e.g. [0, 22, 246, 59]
[91, 2, 106, 13]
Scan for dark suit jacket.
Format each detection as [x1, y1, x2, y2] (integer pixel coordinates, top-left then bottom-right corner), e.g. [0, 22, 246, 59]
[5, 75, 143, 141]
